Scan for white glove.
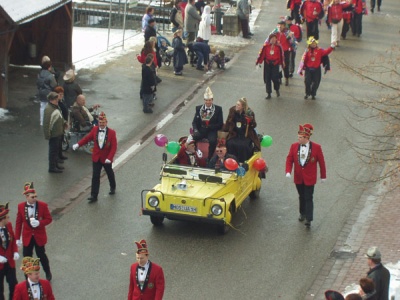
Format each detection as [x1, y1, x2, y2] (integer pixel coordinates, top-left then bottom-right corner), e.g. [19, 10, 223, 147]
[196, 149, 203, 158]
[16, 240, 22, 247]
[13, 252, 20, 260]
[286, 173, 291, 178]
[321, 178, 326, 183]
[0, 256, 7, 263]
[72, 143, 79, 151]
[30, 219, 40, 228]
[331, 42, 336, 48]
[105, 159, 111, 164]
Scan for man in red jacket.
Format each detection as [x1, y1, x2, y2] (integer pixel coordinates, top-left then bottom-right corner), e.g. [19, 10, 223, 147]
[300, 0, 324, 40]
[15, 182, 53, 281]
[73, 111, 117, 203]
[0, 203, 19, 300]
[13, 257, 54, 300]
[285, 124, 326, 228]
[128, 239, 165, 300]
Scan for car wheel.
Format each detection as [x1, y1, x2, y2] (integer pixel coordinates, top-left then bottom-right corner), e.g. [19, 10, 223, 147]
[249, 188, 260, 200]
[217, 223, 229, 235]
[150, 216, 165, 226]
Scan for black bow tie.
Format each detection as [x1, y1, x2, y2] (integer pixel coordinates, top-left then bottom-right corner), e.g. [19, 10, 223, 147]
[99, 130, 105, 133]
[32, 283, 39, 286]
[301, 144, 306, 147]
[27, 205, 34, 208]
[138, 266, 145, 271]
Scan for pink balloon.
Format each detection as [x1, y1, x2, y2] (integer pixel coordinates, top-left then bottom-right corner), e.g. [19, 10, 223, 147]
[189, 127, 194, 135]
[154, 134, 168, 147]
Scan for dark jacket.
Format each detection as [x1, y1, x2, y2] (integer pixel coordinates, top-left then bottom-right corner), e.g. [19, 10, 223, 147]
[63, 81, 82, 108]
[142, 64, 156, 94]
[192, 42, 210, 64]
[36, 69, 57, 102]
[144, 25, 157, 42]
[172, 36, 188, 69]
[43, 103, 65, 139]
[208, 153, 238, 170]
[367, 263, 390, 300]
[192, 104, 223, 134]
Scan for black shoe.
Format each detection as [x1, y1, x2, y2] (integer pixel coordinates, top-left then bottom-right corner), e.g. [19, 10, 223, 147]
[357, 34, 361, 37]
[88, 196, 98, 203]
[56, 164, 65, 170]
[143, 108, 153, 114]
[266, 93, 271, 99]
[109, 189, 115, 195]
[149, 103, 155, 107]
[174, 71, 182, 76]
[196, 66, 204, 70]
[377, 6, 380, 11]
[49, 168, 63, 173]
[305, 220, 311, 228]
[156, 76, 162, 84]
[276, 90, 280, 97]
[312, 96, 316, 100]
[285, 79, 289, 86]
[248, 32, 254, 36]
[371, 8, 374, 13]
[298, 215, 305, 222]
[46, 272, 52, 281]
[243, 36, 251, 39]
[304, 95, 309, 100]
[59, 156, 68, 160]
[289, 73, 293, 78]
[57, 159, 64, 164]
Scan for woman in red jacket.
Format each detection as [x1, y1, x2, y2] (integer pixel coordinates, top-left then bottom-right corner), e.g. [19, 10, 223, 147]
[327, 0, 351, 46]
[298, 37, 335, 100]
[351, 0, 366, 37]
[256, 33, 284, 99]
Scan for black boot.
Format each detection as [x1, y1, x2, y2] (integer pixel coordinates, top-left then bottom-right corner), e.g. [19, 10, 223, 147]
[266, 93, 271, 99]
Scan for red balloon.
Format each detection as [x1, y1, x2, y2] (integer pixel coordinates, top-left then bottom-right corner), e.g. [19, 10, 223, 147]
[224, 158, 239, 171]
[253, 158, 266, 171]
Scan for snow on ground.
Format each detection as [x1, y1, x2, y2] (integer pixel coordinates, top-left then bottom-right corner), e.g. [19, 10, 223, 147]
[0, 108, 12, 121]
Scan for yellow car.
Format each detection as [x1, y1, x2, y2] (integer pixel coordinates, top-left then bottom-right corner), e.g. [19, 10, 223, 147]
[141, 152, 266, 234]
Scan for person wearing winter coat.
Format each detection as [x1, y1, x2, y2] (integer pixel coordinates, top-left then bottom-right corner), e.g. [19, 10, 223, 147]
[236, 0, 251, 38]
[300, 0, 325, 40]
[172, 29, 188, 75]
[197, 5, 212, 43]
[192, 38, 210, 70]
[327, 0, 351, 46]
[37, 60, 57, 126]
[256, 33, 284, 99]
[365, 247, 390, 300]
[351, 0, 365, 37]
[142, 6, 155, 32]
[63, 69, 82, 108]
[184, 0, 201, 43]
[170, 0, 184, 32]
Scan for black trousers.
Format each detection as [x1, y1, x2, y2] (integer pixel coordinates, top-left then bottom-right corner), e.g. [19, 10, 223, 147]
[295, 183, 315, 221]
[193, 130, 218, 159]
[240, 18, 249, 37]
[0, 263, 17, 300]
[283, 50, 290, 79]
[370, 0, 382, 9]
[23, 237, 51, 275]
[264, 63, 280, 94]
[341, 22, 350, 39]
[291, 3, 302, 24]
[48, 136, 62, 170]
[351, 13, 362, 35]
[289, 50, 296, 75]
[304, 67, 321, 97]
[91, 160, 116, 198]
[306, 19, 319, 40]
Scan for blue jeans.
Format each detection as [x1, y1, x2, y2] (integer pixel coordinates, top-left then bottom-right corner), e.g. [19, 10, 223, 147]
[142, 93, 153, 112]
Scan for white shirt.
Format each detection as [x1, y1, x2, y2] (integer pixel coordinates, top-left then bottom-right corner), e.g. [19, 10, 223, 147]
[138, 261, 150, 286]
[28, 279, 41, 299]
[299, 142, 310, 166]
[26, 202, 35, 218]
[98, 127, 107, 148]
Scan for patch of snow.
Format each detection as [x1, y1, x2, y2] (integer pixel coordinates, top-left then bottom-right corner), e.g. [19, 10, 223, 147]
[0, 108, 12, 122]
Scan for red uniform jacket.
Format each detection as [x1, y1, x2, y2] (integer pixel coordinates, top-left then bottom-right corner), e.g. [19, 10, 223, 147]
[301, 0, 324, 22]
[285, 141, 326, 185]
[352, 0, 364, 14]
[13, 279, 55, 300]
[176, 146, 207, 167]
[256, 43, 284, 66]
[15, 201, 52, 247]
[327, 2, 351, 23]
[128, 262, 165, 300]
[302, 46, 334, 69]
[0, 222, 18, 270]
[78, 126, 117, 164]
[288, 0, 302, 10]
[289, 24, 302, 42]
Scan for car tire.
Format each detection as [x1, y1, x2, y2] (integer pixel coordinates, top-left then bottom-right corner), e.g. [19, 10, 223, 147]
[217, 223, 229, 235]
[249, 188, 260, 200]
[150, 216, 165, 226]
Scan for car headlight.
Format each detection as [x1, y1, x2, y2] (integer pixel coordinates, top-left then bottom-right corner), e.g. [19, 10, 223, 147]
[148, 196, 159, 207]
[211, 204, 223, 216]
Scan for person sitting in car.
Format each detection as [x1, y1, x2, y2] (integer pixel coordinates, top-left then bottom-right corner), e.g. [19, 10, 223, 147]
[71, 95, 100, 131]
[176, 135, 207, 167]
[207, 141, 238, 171]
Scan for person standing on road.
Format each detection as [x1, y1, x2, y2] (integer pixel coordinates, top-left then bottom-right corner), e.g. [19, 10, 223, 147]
[197, 5, 212, 43]
[43, 91, 67, 173]
[327, 0, 352, 47]
[300, 0, 325, 40]
[15, 182, 53, 281]
[365, 247, 390, 300]
[285, 124, 326, 228]
[370, 0, 382, 13]
[256, 33, 284, 99]
[141, 54, 157, 114]
[13, 257, 54, 300]
[144, 19, 157, 42]
[142, 7, 156, 33]
[63, 69, 82, 109]
[73, 112, 117, 203]
[0, 203, 19, 300]
[184, 0, 201, 43]
[237, 0, 251, 39]
[170, 0, 183, 33]
[351, 0, 365, 37]
[192, 87, 223, 159]
[128, 239, 165, 300]
[172, 29, 188, 76]
[298, 37, 335, 100]
[36, 60, 57, 126]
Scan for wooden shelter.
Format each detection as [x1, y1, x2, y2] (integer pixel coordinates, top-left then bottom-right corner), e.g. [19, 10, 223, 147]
[0, 0, 72, 108]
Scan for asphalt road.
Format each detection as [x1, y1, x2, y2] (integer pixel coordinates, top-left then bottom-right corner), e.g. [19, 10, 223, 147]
[1, 0, 399, 299]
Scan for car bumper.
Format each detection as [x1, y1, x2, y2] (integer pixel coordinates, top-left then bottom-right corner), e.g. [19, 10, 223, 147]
[142, 209, 225, 225]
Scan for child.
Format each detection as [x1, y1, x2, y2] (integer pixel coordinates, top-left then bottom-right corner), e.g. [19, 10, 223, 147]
[141, 54, 156, 113]
[206, 48, 230, 74]
[172, 29, 188, 75]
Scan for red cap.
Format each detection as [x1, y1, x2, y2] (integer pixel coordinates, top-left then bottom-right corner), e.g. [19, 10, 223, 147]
[22, 182, 36, 195]
[298, 123, 313, 137]
[98, 111, 107, 121]
[0, 203, 9, 220]
[135, 239, 149, 255]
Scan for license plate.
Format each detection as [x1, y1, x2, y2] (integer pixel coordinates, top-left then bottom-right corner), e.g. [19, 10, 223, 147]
[170, 204, 197, 213]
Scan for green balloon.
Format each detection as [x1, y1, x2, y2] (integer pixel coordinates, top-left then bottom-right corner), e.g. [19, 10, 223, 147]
[166, 141, 181, 154]
[261, 135, 273, 147]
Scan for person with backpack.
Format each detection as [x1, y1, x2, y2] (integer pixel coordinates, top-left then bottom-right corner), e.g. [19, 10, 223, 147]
[285, 16, 302, 77]
[170, 0, 183, 33]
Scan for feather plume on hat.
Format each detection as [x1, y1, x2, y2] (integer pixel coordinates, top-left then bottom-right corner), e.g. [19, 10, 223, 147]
[22, 182, 35, 195]
[204, 87, 213, 99]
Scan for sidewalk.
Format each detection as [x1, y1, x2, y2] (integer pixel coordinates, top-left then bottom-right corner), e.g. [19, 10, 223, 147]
[306, 173, 400, 299]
